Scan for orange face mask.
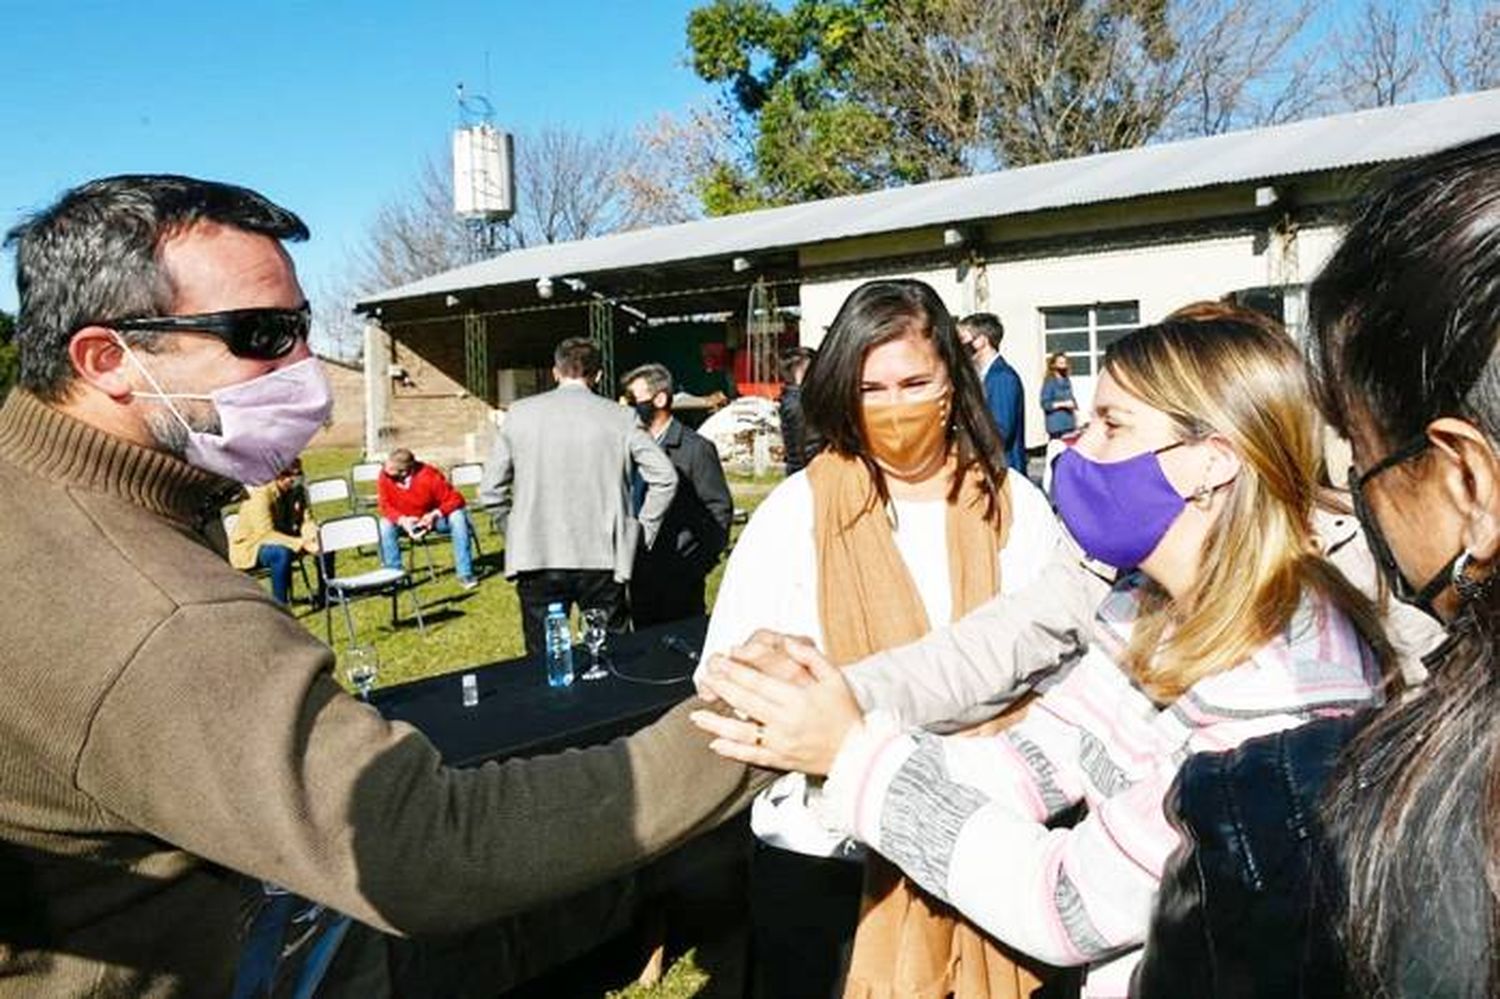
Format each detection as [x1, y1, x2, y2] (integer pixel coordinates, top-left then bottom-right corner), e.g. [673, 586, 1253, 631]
[862, 389, 951, 478]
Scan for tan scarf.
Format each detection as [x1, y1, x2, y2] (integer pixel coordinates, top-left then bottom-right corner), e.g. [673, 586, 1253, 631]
[807, 451, 1046, 999]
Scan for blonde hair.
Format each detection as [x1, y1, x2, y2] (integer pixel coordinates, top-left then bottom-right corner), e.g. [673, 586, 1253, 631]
[1108, 306, 1389, 700]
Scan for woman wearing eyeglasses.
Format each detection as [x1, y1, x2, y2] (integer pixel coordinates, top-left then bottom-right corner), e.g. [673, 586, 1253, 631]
[694, 308, 1389, 998]
[693, 279, 1064, 999]
[1133, 135, 1500, 999]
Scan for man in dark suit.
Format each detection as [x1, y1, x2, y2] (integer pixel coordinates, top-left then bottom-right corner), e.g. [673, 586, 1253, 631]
[622, 363, 734, 626]
[958, 312, 1027, 474]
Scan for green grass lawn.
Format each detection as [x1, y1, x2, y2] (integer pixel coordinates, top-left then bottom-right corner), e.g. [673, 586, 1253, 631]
[291, 447, 778, 688]
[280, 447, 781, 998]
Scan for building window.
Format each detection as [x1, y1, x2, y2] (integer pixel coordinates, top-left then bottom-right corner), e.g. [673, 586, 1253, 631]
[1226, 284, 1307, 341]
[1041, 301, 1140, 376]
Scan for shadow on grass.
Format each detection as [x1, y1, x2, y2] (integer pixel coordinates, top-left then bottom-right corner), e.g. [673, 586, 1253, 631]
[472, 550, 506, 576]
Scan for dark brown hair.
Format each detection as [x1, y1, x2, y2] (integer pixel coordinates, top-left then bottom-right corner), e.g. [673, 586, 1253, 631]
[1312, 134, 1500, 998]
[553, 336, 601, 380]
[800, 279, 1009, 518]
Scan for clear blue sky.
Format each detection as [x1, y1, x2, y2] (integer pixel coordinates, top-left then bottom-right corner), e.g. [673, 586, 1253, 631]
[0, 0, 710, 313]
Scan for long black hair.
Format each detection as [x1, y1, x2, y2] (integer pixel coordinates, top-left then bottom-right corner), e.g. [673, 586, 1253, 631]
[1310, 133, 1500, 998]
[799, 278, 1010, 520]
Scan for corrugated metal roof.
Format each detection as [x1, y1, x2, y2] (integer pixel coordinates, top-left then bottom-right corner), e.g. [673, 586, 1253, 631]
[360, 89, 1500, 307]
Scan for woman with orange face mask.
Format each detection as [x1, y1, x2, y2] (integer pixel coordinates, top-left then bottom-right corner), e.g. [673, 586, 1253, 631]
[695, 279, 1064, 999]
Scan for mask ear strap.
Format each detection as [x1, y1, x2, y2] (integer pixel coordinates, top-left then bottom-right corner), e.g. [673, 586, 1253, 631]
[112, 332, 197, 435]
[1412, 550, 1462, 612]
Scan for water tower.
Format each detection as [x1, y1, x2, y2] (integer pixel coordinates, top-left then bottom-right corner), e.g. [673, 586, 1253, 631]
[452, 84, 514, 257]
[452, 85, 515, 409]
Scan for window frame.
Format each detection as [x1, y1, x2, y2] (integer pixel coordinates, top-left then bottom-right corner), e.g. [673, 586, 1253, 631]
[1040, 300, 1141, 377]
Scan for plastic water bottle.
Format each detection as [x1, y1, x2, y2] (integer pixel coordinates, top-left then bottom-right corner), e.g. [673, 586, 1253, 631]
[544, 603, 575, 688]
[461, 673, 479, 707]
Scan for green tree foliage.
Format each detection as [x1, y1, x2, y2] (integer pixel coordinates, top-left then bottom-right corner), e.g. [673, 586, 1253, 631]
[686, 0, 1321, 213]
[687, 0, 916, 211]
[0, 309, 17, 401]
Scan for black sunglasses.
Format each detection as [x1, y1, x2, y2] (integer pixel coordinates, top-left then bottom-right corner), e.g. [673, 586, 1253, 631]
[1347, 434, 1431, 601]
[103, 302, 310, 360]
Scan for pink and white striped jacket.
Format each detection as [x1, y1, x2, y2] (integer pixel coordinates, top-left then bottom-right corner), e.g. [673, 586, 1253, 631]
[822, 576, 1382, 999]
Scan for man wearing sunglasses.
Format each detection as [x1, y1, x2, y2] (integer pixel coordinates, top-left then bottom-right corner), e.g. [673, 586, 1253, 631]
[0, 174, 764, 998]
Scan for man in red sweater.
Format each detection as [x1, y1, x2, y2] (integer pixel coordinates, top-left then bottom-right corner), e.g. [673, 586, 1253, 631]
[376, 447, 478, 589]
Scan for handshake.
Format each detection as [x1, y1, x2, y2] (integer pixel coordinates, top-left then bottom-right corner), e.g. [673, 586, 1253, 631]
[689, 629, 866, 778]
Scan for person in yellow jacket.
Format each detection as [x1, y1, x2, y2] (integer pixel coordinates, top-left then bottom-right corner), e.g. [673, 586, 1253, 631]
[228, 459, 330, 605]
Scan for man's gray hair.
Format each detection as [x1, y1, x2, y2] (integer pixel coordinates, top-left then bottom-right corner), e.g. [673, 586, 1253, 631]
[621, 362, 674, 403]
[3, 174, 308, 402]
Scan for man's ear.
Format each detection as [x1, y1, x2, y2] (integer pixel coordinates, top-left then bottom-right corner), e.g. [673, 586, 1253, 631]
[1428, 417, 1500, 562]
[67, 327, 136, 400]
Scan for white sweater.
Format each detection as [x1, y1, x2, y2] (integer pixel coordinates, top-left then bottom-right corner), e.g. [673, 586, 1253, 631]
[697, 469, 1064, 856]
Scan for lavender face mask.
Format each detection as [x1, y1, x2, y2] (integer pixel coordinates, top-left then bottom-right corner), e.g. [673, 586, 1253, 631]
[1051, 443, 1187, 569]
[120, 340, 333, 485]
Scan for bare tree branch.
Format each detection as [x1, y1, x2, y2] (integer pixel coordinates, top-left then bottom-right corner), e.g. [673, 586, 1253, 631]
[616, 104, 736, 225]
[1423, 0, 1500, 93]
[315, 122, 678, 360]
[1335, 0, 1425, 108]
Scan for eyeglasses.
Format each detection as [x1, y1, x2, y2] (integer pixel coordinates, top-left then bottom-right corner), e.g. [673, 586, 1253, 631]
[102, 303, 310, 360]
[1348, 434, 1431, 601]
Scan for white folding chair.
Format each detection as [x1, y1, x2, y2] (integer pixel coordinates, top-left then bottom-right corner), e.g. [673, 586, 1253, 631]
[450, 462, 505, 537]
[349, 461, 382, 510]
[448, 463, 484, 491]
[305, 476, 355, 513]
[317, 515, 426, 646]
[445, 463, 487, 559]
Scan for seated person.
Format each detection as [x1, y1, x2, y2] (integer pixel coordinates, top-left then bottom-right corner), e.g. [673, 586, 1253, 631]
[376, 448, 478, 589]
[228, 459, 331, 605]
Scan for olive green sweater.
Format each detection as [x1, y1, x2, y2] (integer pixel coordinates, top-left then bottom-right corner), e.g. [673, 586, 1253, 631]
[0, 390, 762, 998]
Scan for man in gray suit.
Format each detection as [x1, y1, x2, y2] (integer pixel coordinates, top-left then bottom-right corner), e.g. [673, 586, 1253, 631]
[480, 337, 677, 655]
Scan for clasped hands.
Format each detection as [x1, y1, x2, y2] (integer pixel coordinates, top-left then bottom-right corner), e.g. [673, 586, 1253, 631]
[689, 630, 865, 776]
[398, 512, 439, 538]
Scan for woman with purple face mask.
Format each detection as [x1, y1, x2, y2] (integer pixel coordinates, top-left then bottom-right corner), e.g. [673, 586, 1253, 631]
[1135, 135, 1500, 999]
[693, 309, 1392, 998]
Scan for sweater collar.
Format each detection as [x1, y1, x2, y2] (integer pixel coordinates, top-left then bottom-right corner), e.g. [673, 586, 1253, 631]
[0, 390, 243, 526]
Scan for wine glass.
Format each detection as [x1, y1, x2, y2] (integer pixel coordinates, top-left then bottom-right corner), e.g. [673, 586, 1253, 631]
[344, 645, 380, 701]
[580, 608, 610, 681]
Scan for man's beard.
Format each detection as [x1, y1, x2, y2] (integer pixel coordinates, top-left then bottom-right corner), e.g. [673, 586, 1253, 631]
[143, 400, 221, 457]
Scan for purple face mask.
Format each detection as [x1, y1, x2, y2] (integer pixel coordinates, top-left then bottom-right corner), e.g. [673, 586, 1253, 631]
[1051, 442, 1188, 569]
[120, 340, 333, 485]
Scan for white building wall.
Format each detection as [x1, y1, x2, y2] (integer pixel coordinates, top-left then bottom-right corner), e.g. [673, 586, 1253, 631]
[799, 223, 1344, 448]
[798, 265, 971, 347]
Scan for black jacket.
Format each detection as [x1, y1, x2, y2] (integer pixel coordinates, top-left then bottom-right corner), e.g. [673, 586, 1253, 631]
[1132, 715, 1366, 999]
[645, 418, 733, 577]
[779, 386, 809, 474]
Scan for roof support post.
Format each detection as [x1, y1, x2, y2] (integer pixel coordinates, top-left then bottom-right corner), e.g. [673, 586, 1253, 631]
[589, 300, 615, 395]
